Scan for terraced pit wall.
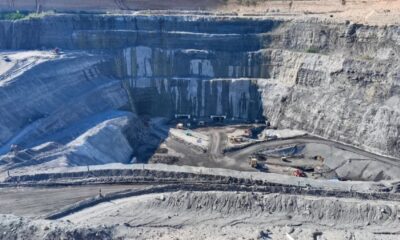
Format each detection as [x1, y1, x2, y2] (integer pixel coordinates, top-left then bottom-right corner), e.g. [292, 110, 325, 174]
[0, 14, 399, 158]
[3, 168, 400, 200]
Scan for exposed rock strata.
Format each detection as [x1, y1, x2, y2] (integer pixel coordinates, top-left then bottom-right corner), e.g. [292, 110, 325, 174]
[0, 14, 399, 164]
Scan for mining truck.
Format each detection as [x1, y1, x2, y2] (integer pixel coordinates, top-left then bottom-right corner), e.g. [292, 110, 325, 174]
[249, 156, 259, 168]
[292, 169, 306, 177]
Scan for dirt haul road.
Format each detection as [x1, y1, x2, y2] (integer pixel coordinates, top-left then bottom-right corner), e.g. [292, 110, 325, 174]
[228, 136, 400, 168]
[160, 125, 400, 180]
[1, 162, 399, 239]
[1, 189, 400, 239]
[0, 185, 143, 217]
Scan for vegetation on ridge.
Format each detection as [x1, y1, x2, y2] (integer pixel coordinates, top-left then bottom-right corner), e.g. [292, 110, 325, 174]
[0, 11, 54, 21]
[0, 11, 27, 20]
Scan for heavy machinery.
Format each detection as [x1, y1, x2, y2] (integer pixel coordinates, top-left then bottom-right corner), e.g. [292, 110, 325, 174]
[155, 148, 169, 154]
[254, 153, 267, 161]
[249, 156, 259, 168]
[2, 56, 11, 62]
[281, 156, 289, 162]
[53, 47, 61, 55]
[249, 154, 269, 169]
[292, 169, 306, 177]
[229, 136, 244, 144]
[313, 155, 325, 161]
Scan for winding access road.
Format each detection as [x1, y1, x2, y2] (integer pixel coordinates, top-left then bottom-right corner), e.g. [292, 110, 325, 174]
[227, 135, 400, 168]
[0, 185, 145, 217]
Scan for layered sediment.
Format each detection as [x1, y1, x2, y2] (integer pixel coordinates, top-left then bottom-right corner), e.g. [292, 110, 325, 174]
[0, 13, 399, 165]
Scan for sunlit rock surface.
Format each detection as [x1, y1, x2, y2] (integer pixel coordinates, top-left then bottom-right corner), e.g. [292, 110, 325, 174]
[0, 14, 399, 167]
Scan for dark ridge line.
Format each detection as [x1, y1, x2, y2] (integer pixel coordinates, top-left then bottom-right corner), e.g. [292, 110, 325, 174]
[45, 182, 400, 220]
[2, 168, 399, 202]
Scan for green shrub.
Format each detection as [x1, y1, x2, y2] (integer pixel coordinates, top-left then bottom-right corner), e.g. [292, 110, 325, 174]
[0, 11, 54, 21]
[25, 11, 53, 19]
[306, 47, 320, 54]
[0, 11, 27, 20]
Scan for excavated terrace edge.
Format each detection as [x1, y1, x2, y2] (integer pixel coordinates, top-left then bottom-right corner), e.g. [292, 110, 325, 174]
[1, 167, 399, 203]
[1, 163, 398, 188]
[44, 182, 400, 220]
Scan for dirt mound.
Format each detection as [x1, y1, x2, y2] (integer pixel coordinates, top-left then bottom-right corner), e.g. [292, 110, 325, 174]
[1, 190, 399, 239]
[0, 214, 114, 240]
[62, 191, 400, 239]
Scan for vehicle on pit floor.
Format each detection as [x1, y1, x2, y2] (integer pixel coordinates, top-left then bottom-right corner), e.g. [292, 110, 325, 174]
[249, 155, 268, 170]
[292, 169, 306, 177]
[3, 56, 11, 62]
[249, 156, 259, 168]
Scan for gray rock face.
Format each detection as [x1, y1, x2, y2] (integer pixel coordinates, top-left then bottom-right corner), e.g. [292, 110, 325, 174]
[0, 14, 399, 165]
[0, 52, 127, 147]
[0, 51, 156, 168]
[260, 49, 400, 158]
[0, 111, 141, 169]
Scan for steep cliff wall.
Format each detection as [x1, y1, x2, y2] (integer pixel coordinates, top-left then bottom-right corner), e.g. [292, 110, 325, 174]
[261, 48, 400, 158]
[0, 14, 399, 161]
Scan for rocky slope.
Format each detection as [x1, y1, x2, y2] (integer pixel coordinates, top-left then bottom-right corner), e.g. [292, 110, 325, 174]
[2, 190, 398, 240]
[0, 13, 399, 167]
[0, 50, 158, 169]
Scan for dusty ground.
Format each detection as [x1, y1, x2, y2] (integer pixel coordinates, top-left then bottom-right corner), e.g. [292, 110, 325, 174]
[228, 0, 400, 25]
[0, 185, 141, 217]
[1, 163, 399, 239]
[45, 191, 400, 239]
[0, 8, 399, 239]
[147, 123, 400, 181]
[1, 0, 400, 25]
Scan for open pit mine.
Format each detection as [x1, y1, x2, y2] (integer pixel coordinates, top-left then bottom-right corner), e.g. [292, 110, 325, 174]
[0, 2, 400, 240]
